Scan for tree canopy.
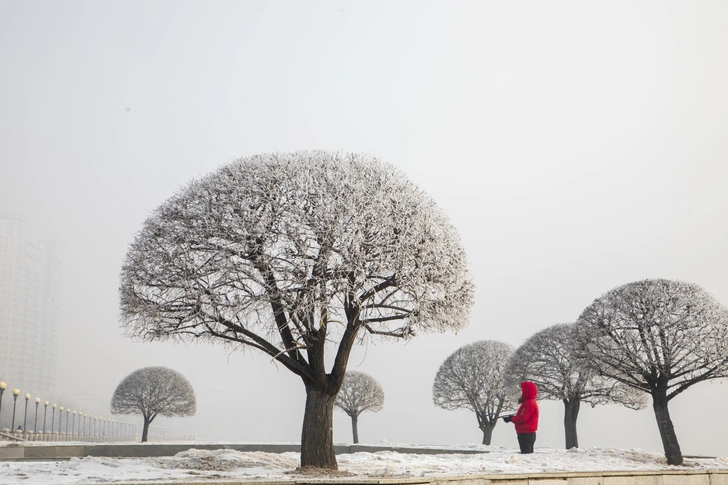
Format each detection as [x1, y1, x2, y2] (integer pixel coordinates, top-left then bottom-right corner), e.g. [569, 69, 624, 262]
[506, 323, 644, 449]
[119, 151, 474, 468]
[111, 366, 196, 442]
[575, 279, 728, 465]
[433, 340, 515, 445]
[334, 371, 384, 443]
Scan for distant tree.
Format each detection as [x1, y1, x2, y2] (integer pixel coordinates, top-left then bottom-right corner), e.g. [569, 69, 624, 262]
[433, 340, 515, 445]
[506, 323, 645, 450]
[575, 279, 728, 466]
[334, 371, 384, 444]
[119, 151, 474, 469]
[111, 367, 196, 442]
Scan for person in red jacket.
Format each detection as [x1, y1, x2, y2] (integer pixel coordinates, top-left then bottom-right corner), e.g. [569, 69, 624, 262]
[502, 381, 539, 454]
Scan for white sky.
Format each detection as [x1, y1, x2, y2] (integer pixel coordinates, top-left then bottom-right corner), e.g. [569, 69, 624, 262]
[1, 0, 728, 456]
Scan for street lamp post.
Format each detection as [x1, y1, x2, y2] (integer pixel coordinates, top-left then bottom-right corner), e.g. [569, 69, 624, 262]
[42, 401, 49, 434]
[22, 393, 30, 433]
[0, 382, 6, 428]
[72, 411, 76, 437]
[10, 389, 20, 432]
[65, 408, 70, 435]
[51, 404, 56, 435]
[33, 397, 40, 433]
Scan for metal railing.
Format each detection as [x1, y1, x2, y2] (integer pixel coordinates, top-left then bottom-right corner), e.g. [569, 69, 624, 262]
[0, 380, 135, 442]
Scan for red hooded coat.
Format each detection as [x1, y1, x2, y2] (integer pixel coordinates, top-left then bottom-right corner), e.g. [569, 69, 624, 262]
[511, 381, 539, 434]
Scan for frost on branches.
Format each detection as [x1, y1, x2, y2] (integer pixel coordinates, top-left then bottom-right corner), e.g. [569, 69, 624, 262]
[119, 151, 474, 469]
[432, 340, 515, 445]
[111, 366, 196, 443]
[575, 279, 728, 466]
[334, 371, 384, 444]
[506, 323, 645, 450]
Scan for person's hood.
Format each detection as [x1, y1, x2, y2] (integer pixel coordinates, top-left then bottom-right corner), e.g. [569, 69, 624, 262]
[521, 381, 538, 400]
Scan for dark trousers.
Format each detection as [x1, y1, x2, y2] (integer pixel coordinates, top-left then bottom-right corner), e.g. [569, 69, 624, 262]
[517, 432, 536, 454]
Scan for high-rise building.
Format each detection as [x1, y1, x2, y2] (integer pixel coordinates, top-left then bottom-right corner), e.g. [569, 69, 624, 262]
[0, 214, 62, 397]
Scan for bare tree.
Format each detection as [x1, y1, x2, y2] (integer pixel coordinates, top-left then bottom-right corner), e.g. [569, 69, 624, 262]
[111, 367, 196, 442]
[575, 279, 728, 465]
[119, 151, 474, 469]
[334, 371, 384, 444]
[506, 323, 645, 450]
[433, 340, 515, 445]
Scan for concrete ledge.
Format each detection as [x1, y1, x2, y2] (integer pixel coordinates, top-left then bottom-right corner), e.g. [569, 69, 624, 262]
[84, 442, 303, 458]
[348, 445, 487, 455]
[23, 445, 86, 459]
[0, 443, 487, 460]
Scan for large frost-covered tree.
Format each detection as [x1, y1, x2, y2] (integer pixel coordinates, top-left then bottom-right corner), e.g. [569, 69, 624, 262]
[119, 151, 474, 469]
[432, 340, 514, 445]
[334, 371, 384, 444]
[575, 279, 728, 465]
[111, 367, 196, 443]
[506, 323, 645, 450]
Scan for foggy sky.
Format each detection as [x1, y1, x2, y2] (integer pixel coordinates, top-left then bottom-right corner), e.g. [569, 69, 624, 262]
[1, 1, 727, 455]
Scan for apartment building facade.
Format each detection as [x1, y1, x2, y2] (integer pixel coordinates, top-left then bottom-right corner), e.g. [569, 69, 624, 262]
[0, 214, 62, 396]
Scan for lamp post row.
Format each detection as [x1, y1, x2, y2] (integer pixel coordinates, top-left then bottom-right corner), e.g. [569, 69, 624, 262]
[0, 381, 135, 442]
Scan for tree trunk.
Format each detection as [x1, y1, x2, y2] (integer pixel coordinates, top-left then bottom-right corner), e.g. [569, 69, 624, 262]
[300, 386, 338, 469]
[481, 424, 494, 445]
[563, 397, 580, 449]
[350, 414, 359, 444]
[651, 387, 683, 466]
[141, 417, 151, 443]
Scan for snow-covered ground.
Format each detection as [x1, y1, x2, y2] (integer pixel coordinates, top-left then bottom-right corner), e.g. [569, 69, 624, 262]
[0, 443, 727, 484]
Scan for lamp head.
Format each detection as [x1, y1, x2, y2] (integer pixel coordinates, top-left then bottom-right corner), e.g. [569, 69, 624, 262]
[24, 393, 30, 400]
[44, 401, 49, 406]
[12, 389, 20, 396]
[0, 381, 6, 390]
[35, 397, 41, 403]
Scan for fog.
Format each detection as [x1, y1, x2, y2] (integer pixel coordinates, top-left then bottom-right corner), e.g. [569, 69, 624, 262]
[1, 1, 727, 455]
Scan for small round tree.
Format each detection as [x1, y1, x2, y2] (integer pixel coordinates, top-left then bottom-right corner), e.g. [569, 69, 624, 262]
[433, 340, 515, 445]
[111, 367, 196, 442]
[334, 371, 384, 444]
[575, 279, 728, 465]
[506, 323, 645, 450]
[120, 151, 474, 469]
